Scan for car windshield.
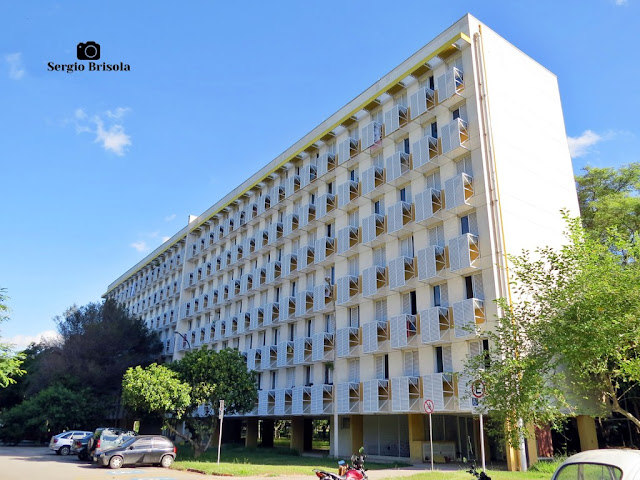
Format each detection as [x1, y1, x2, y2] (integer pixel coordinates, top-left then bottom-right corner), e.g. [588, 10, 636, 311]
[555, 463, 623, 480]
[100, 432, 136, 450]
[119, 437, 138, 448]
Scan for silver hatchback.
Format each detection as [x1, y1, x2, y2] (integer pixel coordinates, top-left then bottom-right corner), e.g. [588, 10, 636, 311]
[552, 449, 640, 480]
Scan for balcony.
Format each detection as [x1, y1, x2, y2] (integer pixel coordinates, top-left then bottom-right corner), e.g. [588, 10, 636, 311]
[444, 172, 473, 214]
[316, 153, 336, 178]
[292, 386, 312, 415]
[337, 180, 360, 209]
[390, 314, 419, 349]
[284, 174, 301, 200]
[293, 290, 313, 318]
[362, 379, 390, 413]
[274, 388, 292, 416]
[391, 376, 421, 412]
[258, 302, 280, 328]
[417, 245, 447, 283]
[337, 382, 361, 414]
[410, 86, 436, 123]
[258, 390, 275, 416]
[362, 213, 386, 246]
[313, 283, 334, 313]
[338, 137, 359, 166]
[387, 201, 413, 236]
[457, 374, 475, 411]
[314, 236, 335, 266]
[282, 253, 298, 278]
[452, 298, 485, 338]
[441, 118, 469, 159]
[270, 185, 285, 207]
[277, 340, 294, 367]
[247, 348, 261, 371]
[337, 225, 361, 257]
[265, 260, 282, 284]
[412, 135, 439, 173]
[362, 321, 389, 354]
[293, 337, 313, 365]
[336, 275, 360, 306]
[241, 311, 252, 334]
[311, 384, 333, 415]
[448, 233, 480, 273]
[362, 265, 388, 298]
[252, 267, 266, 290]
[267, 222, 284, 246]
[361, 121, 382, 151]
[299, 204, 316, 230]
[312, 332, 334, 362]
[436, 67, 464, 109]
[240, 273, 253, 295]
[279, 296, 296, 323]
[261, 345, 278, 370]
[415, 188, 442, 225]
[245, 202, 258, 224]
[215, 319, 226, 340]
[283, 213, 299, 237]
[385, 152, 411, 185]
[297, 245, 315, 271]
[383, 105, 409, 141]
[420, 307, 450, 344]
[336, 327, 360, 358]
[316, 193, 336, 222]
[361, 166, 385, 198]
[250, 306, 266, 330]
[422, 373, 455, 411]
[300, 164, 317, 188]
[388, 256, 416, 291]
[258, 194, 271, 215]
[245, 236, 257, 257]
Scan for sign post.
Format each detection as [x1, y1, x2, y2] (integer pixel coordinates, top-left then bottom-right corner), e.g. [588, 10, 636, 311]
[424, 399, 435, 471]
[217, 399, 225, 465]
[471, 380, 486, 471]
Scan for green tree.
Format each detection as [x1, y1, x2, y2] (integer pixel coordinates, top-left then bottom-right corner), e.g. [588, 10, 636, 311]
[0, 288, 26, 388]
[0, 383, 100, 444]
[122, 348, 257, 458]
[576, 163, 640, 243]
[466, 216, 640, 445]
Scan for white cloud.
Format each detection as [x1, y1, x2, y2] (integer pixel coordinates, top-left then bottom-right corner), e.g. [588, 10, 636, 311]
[5, 52, 25, 80]
[162, 236, 171, 243]
[6, 330, 60, 351]
[131, 241, 149, 252]
[164, 214, 177, 222]
[74, 107, 132, 156]
[615, 0, 628, 5]
[567, 130, 605, 158]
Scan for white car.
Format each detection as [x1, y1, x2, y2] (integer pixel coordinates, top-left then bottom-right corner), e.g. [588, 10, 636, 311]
[49, 430, 92, 456]
[552, 449, 640, 480]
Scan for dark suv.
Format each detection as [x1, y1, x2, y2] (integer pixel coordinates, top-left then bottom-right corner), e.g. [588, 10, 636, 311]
[88, 427, 137, 462]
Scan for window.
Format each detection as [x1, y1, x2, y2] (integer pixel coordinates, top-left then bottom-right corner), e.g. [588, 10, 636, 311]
[461, 216, 470, 235]
[464, 274, 484, 300]
[374, 299, 387, 321]
[288, 323, 296, 341]
[375, 354, 389, 379]
[273, 328, 279, 345]
[305, 365, 313, 386]
[435, 347, 444, 373]
[402, 291, 417, 315]
[431, 121, 438, 139]
[374, 199, 384, 215]
[460, 212, 477, 235]
[325, 314, 335, 333]
[348, 358, 360, 383]
[395, 138, 410, 154]
[291, 281, 297, 296]
[270, 371, 277, 389]
[349, 168, 358, 182]
[306, 319, 312, 337]
[348, 307, 359, 328]
[327, 182, 334, 195]
[326, 223, 333, 237]
[324, 364, 333, 384]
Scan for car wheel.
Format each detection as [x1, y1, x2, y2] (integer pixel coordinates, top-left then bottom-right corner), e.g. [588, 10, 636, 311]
[109, 456, 124, 469]
[59, 446, 70, 456]
[55, 449, 61, 455]
[160, 455, 173, 468]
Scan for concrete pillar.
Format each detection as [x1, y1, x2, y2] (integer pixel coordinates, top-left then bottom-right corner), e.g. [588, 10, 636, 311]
[526, 423, 539, 466]
[261, 419, 275, 447]
[577, 415, 598, 451]
[291, 417, 305, 452]
[505, 445, 521, 472]
[245, 418, 258, 448]
[222, 418, 243, 444]
[408, 414, 425, 462]
[350, 415, 363, 454]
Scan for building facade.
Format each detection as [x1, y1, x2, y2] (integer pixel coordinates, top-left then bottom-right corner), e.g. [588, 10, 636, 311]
[105, 15, 581, 466]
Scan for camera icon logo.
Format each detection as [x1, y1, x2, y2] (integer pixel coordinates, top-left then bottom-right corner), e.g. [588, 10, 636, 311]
[77, 41, 100, 61]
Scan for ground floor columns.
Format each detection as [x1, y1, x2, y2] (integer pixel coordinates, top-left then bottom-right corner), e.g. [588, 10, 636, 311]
[526, 423, 538, 467]
[261, 419, 275, 447]
[577, 415, 598, 451]
[408, 414, 425, 462]
[350, 415, 363, 454]
[245, 418, 258, 448]
[290, 417, 313, 452]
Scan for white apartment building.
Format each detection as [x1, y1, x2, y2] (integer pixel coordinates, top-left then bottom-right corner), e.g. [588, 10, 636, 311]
[105, 14, 583, 468]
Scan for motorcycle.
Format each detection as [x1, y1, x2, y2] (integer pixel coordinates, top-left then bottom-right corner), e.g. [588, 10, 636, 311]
[467, 461, 491, 480]
[314, 447, 367, 480]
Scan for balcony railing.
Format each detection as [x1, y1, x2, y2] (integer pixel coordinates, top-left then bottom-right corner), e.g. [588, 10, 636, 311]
[336, 327, 360, 358]
[336, 275, 360, 306]
[277, 340, 294, 367]
[362, 213, 386, 245]
[361, 166, 384, 197]
[361, 121, 382, 151]
[337, 180, 360, 209]
[362, 320, 389, 354]
[410, 86, 436, 122]
[417, 245, 447, 283]
[420, 307, 450, 344]
[383, 105, 409, 140]
[362, 379, 389, 413]
[389, 314, 419, 349]
[422, 373, 455, 411]
[448, 233, 480, 273]
[338, 137, 359, 165]
[452, 298, 485, 338]
[441, 118, 469, 158]
[391, 376, 421, 412]
[311, 332, 334, 362]
[337, 225, 360, 257]
[311, 384, 333, 415]
[388, 256, 416, 291]
[436, 67, 464, 108]
[362, 265, 387, 298]
[293, 337, 313, 365]
[444, 172, 473, 213]
[387, 201, 413, 235]
[337, 382, 360, 414]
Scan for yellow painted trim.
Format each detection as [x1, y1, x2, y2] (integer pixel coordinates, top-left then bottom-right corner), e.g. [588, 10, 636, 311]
[105, 32, 471, 295]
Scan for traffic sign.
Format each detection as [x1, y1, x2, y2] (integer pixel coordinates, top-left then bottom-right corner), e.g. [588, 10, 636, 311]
[424, 399, 435, 414]
[471, 379, 486, 398]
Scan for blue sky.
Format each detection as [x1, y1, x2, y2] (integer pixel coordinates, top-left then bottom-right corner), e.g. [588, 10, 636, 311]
[1, 1, 638, 349]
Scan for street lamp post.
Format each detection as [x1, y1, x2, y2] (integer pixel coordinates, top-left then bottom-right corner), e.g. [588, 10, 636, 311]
[174, 331, 191, 350]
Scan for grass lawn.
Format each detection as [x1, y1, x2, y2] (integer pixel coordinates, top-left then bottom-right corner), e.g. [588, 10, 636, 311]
[172, 444, 407, 476]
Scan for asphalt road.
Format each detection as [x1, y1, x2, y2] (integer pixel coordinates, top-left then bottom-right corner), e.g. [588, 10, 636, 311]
[0, 446, 207, 480]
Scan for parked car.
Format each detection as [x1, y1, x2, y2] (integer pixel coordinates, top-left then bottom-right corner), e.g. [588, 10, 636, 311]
[49, 430, 93, 456]
[94, 435, 176, 469]
[70, 431, 94, 460]
[88, 427, 137, 462]
[551, 449, 640, 480]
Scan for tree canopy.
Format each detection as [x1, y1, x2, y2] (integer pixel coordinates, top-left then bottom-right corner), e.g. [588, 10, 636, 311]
[122, 348, 257, 457]
[465, 216, 640, 446]
[0, 288, 26, 389]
